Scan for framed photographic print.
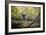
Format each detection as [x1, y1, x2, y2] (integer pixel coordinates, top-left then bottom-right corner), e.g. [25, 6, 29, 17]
[5, 1, 45, 35]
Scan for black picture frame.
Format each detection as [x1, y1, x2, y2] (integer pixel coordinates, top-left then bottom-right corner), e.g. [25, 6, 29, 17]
[5, 1, 45, 35]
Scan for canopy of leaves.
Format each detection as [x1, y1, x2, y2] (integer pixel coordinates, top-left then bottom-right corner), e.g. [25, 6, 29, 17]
[11, 6, 40, 20]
